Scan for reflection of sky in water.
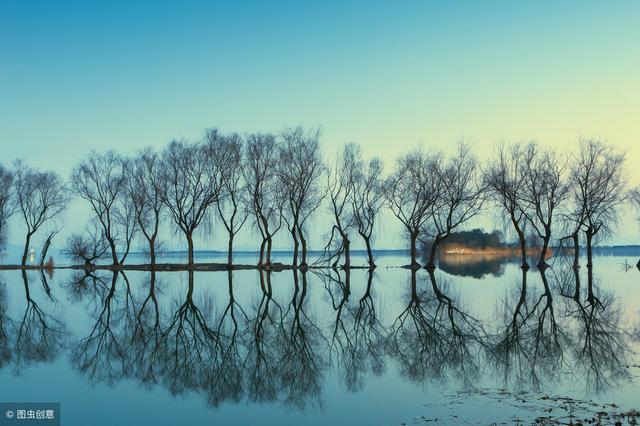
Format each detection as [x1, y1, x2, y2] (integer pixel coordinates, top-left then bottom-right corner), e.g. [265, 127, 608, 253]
[0, 253, 639, 425]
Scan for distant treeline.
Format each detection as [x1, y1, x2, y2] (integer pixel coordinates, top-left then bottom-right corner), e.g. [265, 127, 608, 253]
[423, 229, 506, 251]
[0, 127, 638, 270]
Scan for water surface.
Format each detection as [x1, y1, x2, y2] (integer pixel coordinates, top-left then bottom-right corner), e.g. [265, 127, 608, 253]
[1, 252, 639, 425]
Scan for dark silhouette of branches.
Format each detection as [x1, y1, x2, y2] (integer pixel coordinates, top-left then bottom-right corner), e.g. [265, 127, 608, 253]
[63, 220, 110, 266]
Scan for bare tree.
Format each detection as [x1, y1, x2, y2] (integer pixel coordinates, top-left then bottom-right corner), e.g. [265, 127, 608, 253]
[348, 145, 385, 268]
[71, 151, 129, 265]
[63, 221, 110, 266]
[386, 148, 440, 268]
[484, 143, 530, 269]
[160, 136, 225, 267]
[126, 148, 164, 266]
[243, 133, 284, 268]
[520, 143, 570, 268]
[0, 165, 15, 250]
[13, 161, 68, 265]
[278, 127, 325, 268]
[424, 142, 485, 269]
[569, 139, 627, 267]
[323, 144, 357, 269]
[214, 133, 249, 267]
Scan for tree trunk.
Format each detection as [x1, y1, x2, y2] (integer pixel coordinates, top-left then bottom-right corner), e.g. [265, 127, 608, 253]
[517, 229, 528, 269]
[258, 238, 266, 267]
[363, 235, 375, 268]
[409, 229, 420, 269]
[538, 234, 550, 268]
[572, 266, 580, 300]
[585, 230, 593, 268]
[572, 232, 580, 268]
[510, 213, 528, 269]
[227, 232, 234, 267]
[108, 237, 118, 266]
[149, 236, 156, 268]
[344, 267, 351, 296]
[39, 232, 55, 265]
[186, 232, 194, 267]
[21, 232, 33, 266]
[410, 268, 418, 301]
[299, 227, 308, 269]
[266, 236, 272, 268]
[364, 269, 374, 298]
[342, 236, 351, 269]
[586, 264, 596, 305]
[291, 227, 299, 267]
[426, 234, 441, 269]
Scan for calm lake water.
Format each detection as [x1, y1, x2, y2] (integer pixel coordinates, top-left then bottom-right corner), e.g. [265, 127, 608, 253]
[1, 251, 639, 425]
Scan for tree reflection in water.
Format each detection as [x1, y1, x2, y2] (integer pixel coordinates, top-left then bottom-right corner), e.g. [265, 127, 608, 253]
[70, 271, 130, 384]
[0, 279, 11, 369]
[0, 271, 66, 375]
[388, 269, 486, 386]
[244, 269, 284, 403]
[319, 269, 386, 392]
[491, 265, 634, 393]
[279, 270, 326, 409]
[128, 270, 164, 388]
[0, 264, 630, 411]
[558, 266, 632, 393]
[13, 271, 65, 373]
[490, 269, 568, 390]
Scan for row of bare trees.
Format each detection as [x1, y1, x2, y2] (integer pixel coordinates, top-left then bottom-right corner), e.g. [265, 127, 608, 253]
[484, 140, 628, 270]
[0, 132, 636, 269]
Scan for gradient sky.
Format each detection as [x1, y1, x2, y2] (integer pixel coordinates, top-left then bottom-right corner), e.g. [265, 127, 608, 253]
[1, 0, 639, 250]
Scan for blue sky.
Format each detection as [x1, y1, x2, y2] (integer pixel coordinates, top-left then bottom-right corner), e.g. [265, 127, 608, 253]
[1, 0, 639, 250]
